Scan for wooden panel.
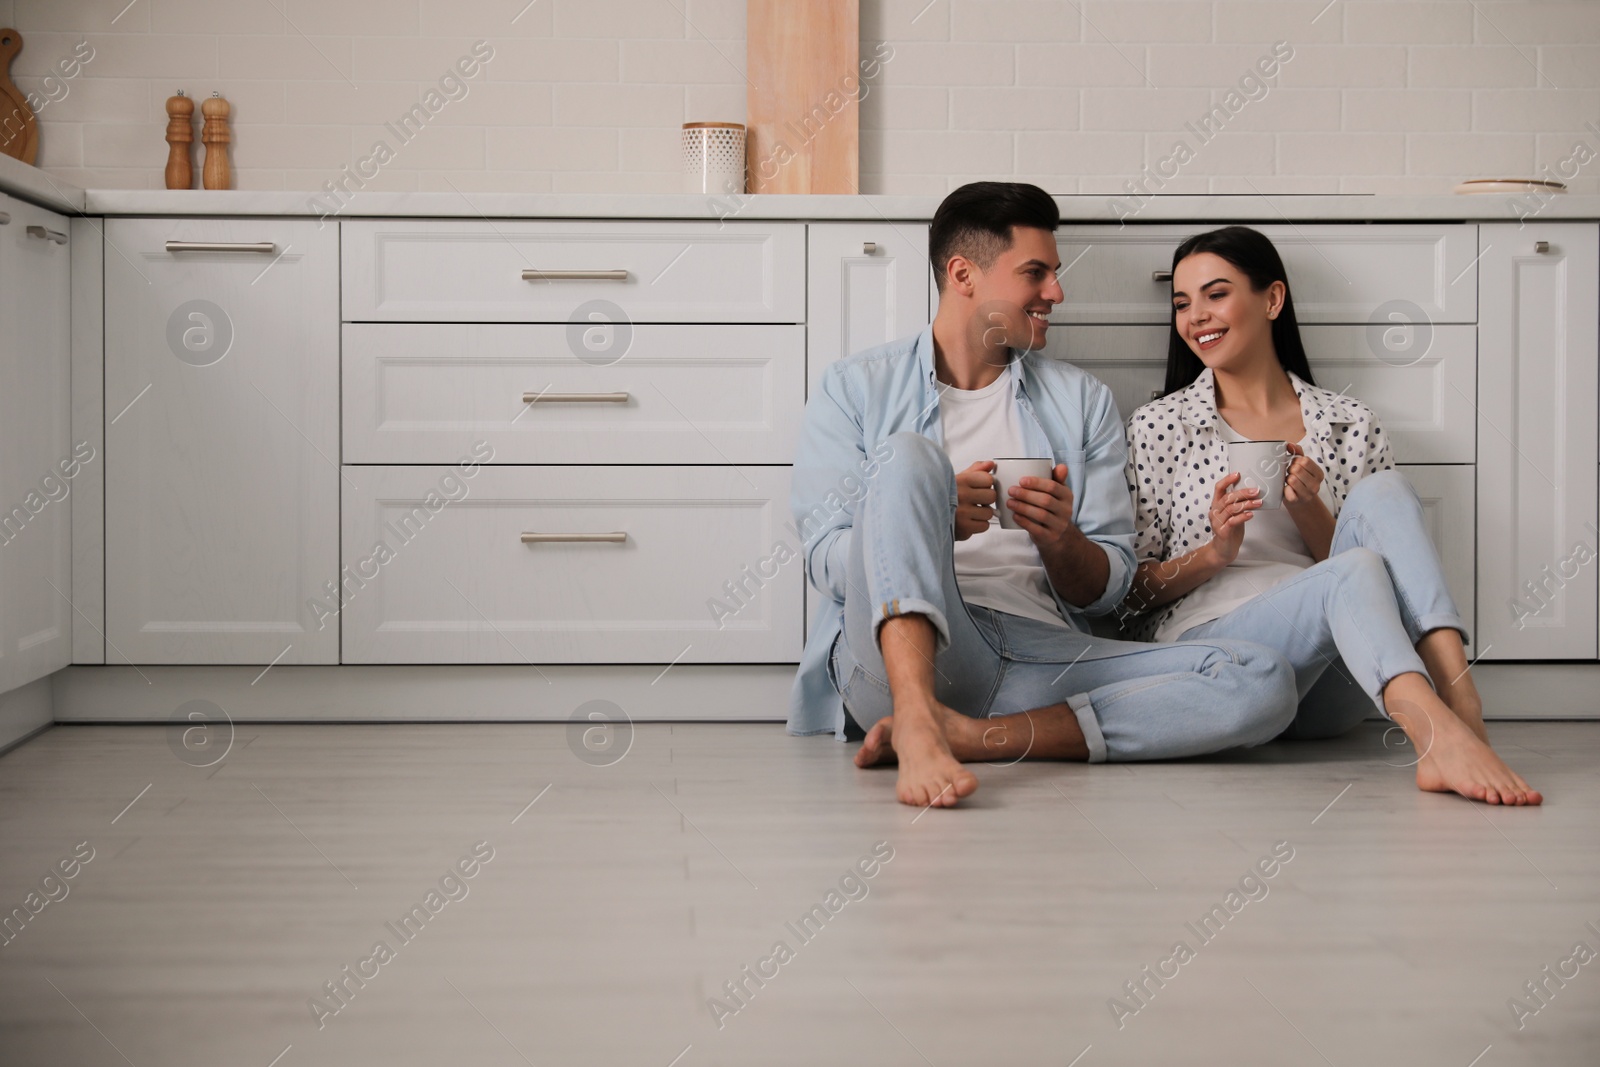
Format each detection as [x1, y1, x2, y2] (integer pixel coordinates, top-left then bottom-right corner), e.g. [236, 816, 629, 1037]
[105, 219, 340, 664]
[1476, 223, 1599, 659]
[1053, 224, 1479, 325]
[340, 465, 801, 664]
[342, 220, 805, 324]
[342, 323, 805, 464]
[747, 0, 859, 194]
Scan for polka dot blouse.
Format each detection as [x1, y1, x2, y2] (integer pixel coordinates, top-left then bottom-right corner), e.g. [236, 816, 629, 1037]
[1121, 366, 1396, 642]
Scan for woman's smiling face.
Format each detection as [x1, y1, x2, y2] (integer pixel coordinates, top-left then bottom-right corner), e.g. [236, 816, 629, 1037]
[1171, 251, 1285, 373]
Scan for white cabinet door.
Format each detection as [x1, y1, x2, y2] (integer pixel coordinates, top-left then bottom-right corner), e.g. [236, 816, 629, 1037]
[105, 220, 340, 664]
[806, 223, 929, 397]
[1476, 224, 1599, 659]
[1400, 465, 1476, 658]
[340, 465, 800, 664]
[0, 196, 73, 693]
[805, 223, 929, 633]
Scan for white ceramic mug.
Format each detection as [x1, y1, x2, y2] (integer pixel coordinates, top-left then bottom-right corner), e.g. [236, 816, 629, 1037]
[1226, 440, 1290, 509]
[991, 457, 1055, 530]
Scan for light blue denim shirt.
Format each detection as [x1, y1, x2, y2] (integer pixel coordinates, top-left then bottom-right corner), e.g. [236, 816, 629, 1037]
[787, 325, 1136, 738]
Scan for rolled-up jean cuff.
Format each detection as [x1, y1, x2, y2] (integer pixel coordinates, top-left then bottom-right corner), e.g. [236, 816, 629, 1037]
[1068, 693, 1108, 764]
[870, 596, 950, 656]
[1369, 651, 1433, 720]
[1414, 612, 1470, 649]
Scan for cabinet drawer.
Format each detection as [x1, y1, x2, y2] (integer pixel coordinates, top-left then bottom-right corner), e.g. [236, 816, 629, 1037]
[1046, 324, 1476, 464]
[343, 323, 804, 464]
[340, 466, 801, 663]
[342, 220, 805, 323]
[1054, 224, 1478, 325]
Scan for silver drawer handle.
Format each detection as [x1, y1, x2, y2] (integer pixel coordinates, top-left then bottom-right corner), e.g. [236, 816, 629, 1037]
[27, 225, 68, 245]
[521, 532, 628, 544]
[521, 269, 629, 281]
[1152, 270, 1173, 282]
[1534, 240, 1550, 254]
[862, 241, 878, 255]
[165, 240, 277, 253]
[522, 391, 630, 404]
[0, 211, 10, 225]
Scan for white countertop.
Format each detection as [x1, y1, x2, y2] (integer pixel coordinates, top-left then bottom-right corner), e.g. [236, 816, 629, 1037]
[3, 157, 1598, 221]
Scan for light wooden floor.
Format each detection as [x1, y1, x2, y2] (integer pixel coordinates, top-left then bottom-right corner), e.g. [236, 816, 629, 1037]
[0, 721, 1596, 1067]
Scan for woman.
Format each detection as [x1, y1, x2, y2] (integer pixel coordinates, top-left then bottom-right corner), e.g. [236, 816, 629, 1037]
[1122, 225, 1540, 806]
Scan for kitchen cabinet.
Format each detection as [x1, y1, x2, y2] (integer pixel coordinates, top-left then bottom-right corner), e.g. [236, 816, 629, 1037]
[1475, 223, 1599, 659]
[104, 220, 340, 664]
[0, 193, 73, 694]
[13, 197, 1595, 723]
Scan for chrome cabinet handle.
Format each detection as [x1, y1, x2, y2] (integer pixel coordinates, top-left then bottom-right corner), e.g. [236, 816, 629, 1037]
[521, 269, 629, 281]
[522, 391, 630, 404]
[165, 240, 277, 253]
[27, 225, 68, 245]
[1152, 270, 1173, 282]
[862, 241, 878, 255]
[1534, 240, 1550, 254]
[0, 211, 10, 225]
[521, 532, 628, 544]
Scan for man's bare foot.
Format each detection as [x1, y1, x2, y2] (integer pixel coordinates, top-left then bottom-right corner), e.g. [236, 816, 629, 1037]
[1401, 702, 1542, 805]
[854, 717, 898, 767]
[853, 701, 980, 808]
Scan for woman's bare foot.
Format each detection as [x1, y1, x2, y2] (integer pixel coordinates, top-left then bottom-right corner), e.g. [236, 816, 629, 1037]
[853, 701, 980, 808]
[1396, 700, 1543, 805]
[1447, 699, 1490, 744]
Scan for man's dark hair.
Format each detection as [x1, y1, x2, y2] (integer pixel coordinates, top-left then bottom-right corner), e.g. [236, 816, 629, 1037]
[928, 182, 1060, 293]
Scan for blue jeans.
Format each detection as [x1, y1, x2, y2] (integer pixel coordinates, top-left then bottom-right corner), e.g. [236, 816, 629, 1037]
[828, 432, 1298, 763]
[1178, 469, 1468, 733]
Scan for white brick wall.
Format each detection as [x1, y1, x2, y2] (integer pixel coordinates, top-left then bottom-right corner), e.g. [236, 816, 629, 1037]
[5, 0, 1598, 195]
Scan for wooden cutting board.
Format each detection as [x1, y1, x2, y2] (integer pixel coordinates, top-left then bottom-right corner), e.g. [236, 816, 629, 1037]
[746, 0, 858, 194]
[0, 28, 39, 165]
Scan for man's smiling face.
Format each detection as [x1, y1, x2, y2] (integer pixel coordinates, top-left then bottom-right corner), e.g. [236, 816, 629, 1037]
[965, 225, 1063, 353]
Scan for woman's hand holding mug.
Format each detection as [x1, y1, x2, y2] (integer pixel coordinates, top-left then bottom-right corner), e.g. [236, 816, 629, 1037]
[1206, 471, 1262, 565]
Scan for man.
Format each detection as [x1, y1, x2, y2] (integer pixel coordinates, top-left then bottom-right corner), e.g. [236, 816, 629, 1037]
[787, 181, 1298, 809]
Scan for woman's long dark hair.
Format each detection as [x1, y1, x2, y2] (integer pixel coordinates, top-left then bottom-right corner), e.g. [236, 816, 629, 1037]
[1162, 225, 1315, 396]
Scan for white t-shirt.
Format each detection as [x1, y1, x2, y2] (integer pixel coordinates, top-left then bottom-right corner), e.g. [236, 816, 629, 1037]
[938, 372, 1072, 629]
[1155, 417, 1336, 640]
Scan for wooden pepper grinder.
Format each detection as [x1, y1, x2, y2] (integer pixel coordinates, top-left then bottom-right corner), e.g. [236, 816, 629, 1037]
[164, 90, 194, 189]
[200, 91, 231, 190]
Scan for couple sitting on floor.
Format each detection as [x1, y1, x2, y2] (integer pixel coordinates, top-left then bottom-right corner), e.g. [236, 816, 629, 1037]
[787, 180, 1541, 810]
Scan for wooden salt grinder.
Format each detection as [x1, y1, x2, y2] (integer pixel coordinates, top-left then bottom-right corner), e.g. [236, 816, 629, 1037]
[164, 90, 194, 190]
[200, 91, 230, 191]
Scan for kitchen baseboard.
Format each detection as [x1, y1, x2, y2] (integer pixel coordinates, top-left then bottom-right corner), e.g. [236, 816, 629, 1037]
[42, 662, 1600, 725]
